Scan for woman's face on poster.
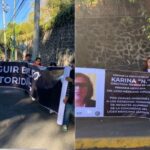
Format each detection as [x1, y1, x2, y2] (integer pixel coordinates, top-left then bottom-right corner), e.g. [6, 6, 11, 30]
[75, 76, 88, 106]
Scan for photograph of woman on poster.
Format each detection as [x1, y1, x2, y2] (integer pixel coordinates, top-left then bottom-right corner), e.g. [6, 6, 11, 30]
[75, 73, 96, 107]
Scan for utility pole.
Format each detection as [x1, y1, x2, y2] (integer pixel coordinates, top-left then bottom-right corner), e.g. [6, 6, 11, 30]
[2, 0, 9, 61]
[13, 0, 17, 61]
[33, 0, 40, 61]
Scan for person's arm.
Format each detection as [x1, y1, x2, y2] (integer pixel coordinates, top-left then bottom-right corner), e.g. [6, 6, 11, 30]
[63, 96, 68, 104]
[65, 77, 73, 82]
[63, 83, 70, 104]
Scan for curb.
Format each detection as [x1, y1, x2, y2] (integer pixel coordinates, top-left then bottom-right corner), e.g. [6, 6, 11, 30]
[76, 137, 150, 149]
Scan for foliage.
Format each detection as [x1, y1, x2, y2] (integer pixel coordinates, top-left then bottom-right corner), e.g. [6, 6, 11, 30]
[0, 49, 3, 58]
[41, 0, 74, 31]
[0, 49, 2, 54]
[54, 3, 74, 27]
[47, 0, 61, 8]
[76, 0, 98, 5]
[128, 0, 137, 3]
[16, 22, 34, 41]
[0, 30, 4, 43]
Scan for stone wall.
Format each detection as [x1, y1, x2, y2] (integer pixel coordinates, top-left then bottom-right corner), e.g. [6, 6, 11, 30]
[76, 0, 150, 71]
[40, 23, 74, 66]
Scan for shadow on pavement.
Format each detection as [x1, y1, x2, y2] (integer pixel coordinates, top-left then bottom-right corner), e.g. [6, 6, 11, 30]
[0, 87, 74, 150]
[0, 87, 43, 121]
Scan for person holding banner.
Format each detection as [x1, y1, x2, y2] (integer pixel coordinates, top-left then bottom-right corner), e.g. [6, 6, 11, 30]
[29, 57, 42, 101]
[62, 59, 75, 132]
[33, 57, 42, 66]
[75, 73, 96, 107]
[143, 57, 150, 72]
[24, 53, 32, 63]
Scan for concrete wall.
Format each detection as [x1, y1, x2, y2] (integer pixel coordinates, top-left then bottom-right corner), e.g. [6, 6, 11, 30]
[76, 0, 150, 70]
[40, 23, 74, 66]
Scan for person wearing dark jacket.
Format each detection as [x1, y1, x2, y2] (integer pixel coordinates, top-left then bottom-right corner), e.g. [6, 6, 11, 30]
[24, 53, 32, 63]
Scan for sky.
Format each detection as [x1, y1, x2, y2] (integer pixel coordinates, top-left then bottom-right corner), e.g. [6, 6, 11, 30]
[0, 0, 34, 29]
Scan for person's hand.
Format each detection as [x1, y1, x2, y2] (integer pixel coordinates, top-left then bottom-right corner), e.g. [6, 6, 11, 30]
[66, 77, 73, 82]
[63, 97, 68, 104]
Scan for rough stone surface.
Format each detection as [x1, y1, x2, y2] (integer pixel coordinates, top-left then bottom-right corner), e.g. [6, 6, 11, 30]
[76, 0, 150, 71]
[40, 23, 75, 66]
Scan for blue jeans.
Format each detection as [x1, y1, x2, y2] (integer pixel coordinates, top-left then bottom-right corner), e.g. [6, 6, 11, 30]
[63, 103, 74, 126]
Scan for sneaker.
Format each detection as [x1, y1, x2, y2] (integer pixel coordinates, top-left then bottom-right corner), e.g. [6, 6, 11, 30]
[31, 97, 36, 101]
[62, 125, 68, 132]
[49, 109, 55, 114]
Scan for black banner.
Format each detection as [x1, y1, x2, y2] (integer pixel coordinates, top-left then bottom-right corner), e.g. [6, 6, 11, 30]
[104, 70, 150, 118]
[0, 62, 30, 90]
[0, 62, 66, 113]
[34, 67, 64, 112]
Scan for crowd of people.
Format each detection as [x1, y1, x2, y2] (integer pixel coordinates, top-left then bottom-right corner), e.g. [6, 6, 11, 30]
[24, 53, 42, 66]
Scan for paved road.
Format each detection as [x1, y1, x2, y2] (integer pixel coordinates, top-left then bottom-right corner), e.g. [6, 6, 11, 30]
[0, 87, 74, 150]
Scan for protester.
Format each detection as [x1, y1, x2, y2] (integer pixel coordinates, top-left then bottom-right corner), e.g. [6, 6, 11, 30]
[23, 53, 32, 95]
[30, 57, 42, 101]
[33, 57, 42, 66]
[24, 53, 32, 63]
[143, 57, 150, 72]
[75, 73, 96, 107]
[62, 59, 75, 132]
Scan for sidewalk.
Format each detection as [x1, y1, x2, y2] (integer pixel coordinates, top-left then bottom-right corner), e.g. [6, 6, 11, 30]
[75, 117, 150, 150]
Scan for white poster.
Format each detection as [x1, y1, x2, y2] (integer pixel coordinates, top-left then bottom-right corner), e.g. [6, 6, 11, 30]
[57, 66, 71, 125]
[75, 67, 105, 117]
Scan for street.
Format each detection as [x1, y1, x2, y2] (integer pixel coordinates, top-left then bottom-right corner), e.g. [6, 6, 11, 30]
[0, 87, 74, 150]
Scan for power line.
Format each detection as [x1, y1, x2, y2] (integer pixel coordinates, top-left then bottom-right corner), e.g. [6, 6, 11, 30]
[7, 0, 26, 25]
[14, 0, 26, 19]
[16, 0, 21, 9]
[7, 0, 20, 22]
[20, 6, 32, 21]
